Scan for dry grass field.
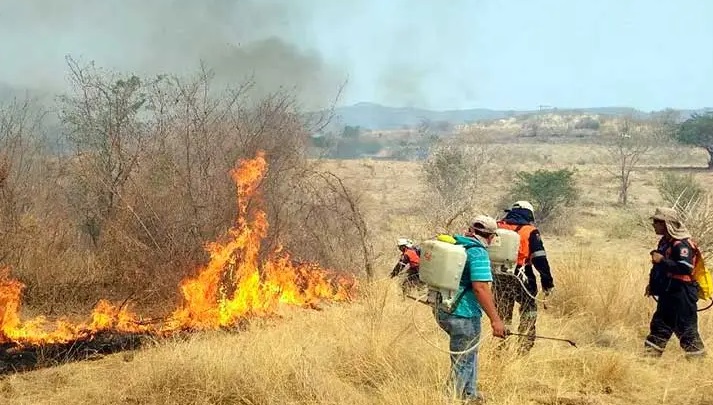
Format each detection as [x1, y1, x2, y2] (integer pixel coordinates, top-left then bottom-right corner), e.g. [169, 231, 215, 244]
[4, 141, 713, 405]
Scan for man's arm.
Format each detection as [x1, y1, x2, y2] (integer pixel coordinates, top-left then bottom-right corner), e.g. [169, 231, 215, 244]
[529, 229, 554, 291]
[655, 241, 695, 275]
[389, 257, 409, 278]
[472, 281, 505, 337]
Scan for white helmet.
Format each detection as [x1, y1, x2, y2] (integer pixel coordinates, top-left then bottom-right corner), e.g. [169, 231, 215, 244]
[397, 238, 414, 248]
[510, 200, 534, 214]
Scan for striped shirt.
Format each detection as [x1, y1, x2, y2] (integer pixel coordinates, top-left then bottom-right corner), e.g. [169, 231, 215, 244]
[451, 234, 493, 318]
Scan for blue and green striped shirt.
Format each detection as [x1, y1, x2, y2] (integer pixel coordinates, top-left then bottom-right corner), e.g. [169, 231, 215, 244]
[451, 234, 493, 318]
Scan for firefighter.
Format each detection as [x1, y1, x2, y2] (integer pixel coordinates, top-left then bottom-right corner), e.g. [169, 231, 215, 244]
[434, 215, 506, 403]
[390, 238, 422, 295]
[645, 207, 706, 358]
[493, 200, 554, 354]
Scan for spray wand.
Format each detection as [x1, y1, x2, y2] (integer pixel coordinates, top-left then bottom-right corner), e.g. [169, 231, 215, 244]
[505, 330, 577, 347]
[406, 295, 577, 347]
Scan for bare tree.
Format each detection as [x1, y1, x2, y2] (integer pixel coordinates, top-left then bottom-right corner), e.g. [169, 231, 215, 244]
[0, 97, 49, 262]
[603, 116, 655, 205]
[421, 129, 497, 232]
[58, 56, 152, 246]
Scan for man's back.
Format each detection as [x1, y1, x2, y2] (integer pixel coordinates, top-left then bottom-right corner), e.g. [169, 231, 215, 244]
[451, 235, 493, 318]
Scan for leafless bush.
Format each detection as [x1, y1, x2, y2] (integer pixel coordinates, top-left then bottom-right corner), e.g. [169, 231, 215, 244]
[0, 97, 50, 257]
[603, 116, 655, 205]
[0, 57, 362, 311]
[289, 170, 375, 280]
[673, 192, 713, 260]
[58, 56, 152, 247]
[421, 129, 498, 232]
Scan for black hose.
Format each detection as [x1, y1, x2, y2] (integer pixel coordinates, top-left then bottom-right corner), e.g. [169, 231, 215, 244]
[506, 331, 577, 347]
[650, 296, 713, 312]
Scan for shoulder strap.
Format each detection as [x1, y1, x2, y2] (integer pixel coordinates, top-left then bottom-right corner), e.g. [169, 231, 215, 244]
[449, 244, 481, 311]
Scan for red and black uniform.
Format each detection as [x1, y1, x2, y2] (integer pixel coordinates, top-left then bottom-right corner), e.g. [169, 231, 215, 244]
[390, 247, 420, 279]
[493, 210, 554, 354]
[645, 237, 705, 357]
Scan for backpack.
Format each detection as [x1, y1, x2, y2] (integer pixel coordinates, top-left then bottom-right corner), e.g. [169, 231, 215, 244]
[692, 248, 712, 301]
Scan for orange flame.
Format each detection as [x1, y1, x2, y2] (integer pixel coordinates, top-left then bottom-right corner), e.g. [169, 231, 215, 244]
[0, 151, 356, 346]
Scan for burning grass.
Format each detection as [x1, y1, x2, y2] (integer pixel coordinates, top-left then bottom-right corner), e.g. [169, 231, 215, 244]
[0, 151, 356, 371]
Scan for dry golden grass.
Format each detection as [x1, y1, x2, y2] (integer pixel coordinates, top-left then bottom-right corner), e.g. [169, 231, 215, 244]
[6, 249, 713, 405]
[5, 142, 713, 404]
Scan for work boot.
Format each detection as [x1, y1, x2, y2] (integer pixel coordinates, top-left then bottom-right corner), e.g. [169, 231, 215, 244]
[684, 350, 706, 361]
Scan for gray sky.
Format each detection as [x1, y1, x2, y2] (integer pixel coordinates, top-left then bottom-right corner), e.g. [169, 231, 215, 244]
[0, 0, 711, 111]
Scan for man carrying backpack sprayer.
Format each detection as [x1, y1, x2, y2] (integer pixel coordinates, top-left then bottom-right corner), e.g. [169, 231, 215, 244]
[430, 215, 506, 403]
[494, 200, 555, 355]
[645, 207, 706, 358]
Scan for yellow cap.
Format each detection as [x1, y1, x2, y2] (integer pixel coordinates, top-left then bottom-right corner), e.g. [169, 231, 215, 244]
[436, 234, 457, 244]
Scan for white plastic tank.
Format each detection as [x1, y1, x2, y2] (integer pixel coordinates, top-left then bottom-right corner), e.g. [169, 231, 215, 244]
[487, 229, 520, 271]
[418, 239, 467, 292]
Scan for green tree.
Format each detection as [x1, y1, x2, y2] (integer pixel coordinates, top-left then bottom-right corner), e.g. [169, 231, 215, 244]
[341, 125, 361, 139]
[675, 112, 713, 169]
[509, 168, 579, 223]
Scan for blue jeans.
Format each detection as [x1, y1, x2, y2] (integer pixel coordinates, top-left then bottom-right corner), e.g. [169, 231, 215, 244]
[435, 309, 482, 400]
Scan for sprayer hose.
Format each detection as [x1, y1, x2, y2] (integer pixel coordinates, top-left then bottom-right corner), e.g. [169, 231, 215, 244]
[410, 293, 483, 356]
[496, 270, 549, 303]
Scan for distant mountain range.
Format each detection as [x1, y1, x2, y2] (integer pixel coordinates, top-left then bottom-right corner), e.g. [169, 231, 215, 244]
[2, 81, 710, 131]
[327, 102, 711, 131]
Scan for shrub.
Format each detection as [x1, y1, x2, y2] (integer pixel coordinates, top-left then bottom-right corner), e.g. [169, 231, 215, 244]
[508, 168, 579, 224]
[421, 136, 497, 231]
[574, 116, 600, 130]
[656, 171, 705, 206]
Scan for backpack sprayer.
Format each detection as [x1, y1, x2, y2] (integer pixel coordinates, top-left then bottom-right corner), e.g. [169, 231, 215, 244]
[408, 231, 576, 353]
[418, 236, 469, 312]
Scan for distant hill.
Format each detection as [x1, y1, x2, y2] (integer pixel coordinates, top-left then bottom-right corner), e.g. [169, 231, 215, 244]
[328, 102, 710, 131]
[2, 82, 710, 132]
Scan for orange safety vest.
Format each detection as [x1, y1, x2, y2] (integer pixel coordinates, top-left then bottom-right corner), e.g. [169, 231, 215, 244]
[404, 248, 420, 268]
[497, 221, 536, 267]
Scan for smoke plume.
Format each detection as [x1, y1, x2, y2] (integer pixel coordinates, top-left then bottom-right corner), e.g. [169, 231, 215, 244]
[0, 0, 346, 109]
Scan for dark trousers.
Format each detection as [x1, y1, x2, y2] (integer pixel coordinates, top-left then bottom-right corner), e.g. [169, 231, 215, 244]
[645, 280, 705, 357]
[492, 273, 537, 354]
[400, 269, 421, 296]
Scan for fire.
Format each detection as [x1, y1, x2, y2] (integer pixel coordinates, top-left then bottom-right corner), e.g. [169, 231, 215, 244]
[0, 151, 356, 346]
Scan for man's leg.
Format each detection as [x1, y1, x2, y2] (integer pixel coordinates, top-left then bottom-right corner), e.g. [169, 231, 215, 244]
[436, 310, 482, 400]
[516, 288, 538, 355]
[400, 270, 419, 298]
[675, 284, 706, 359]
[644, 295, 675, 357]
[493, 274, 515, 330]
[492, 275, 516, 353]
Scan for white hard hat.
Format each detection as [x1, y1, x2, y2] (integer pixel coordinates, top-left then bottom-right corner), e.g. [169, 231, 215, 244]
[397, 238, 413, 248]
[509, 200, 534, 214]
